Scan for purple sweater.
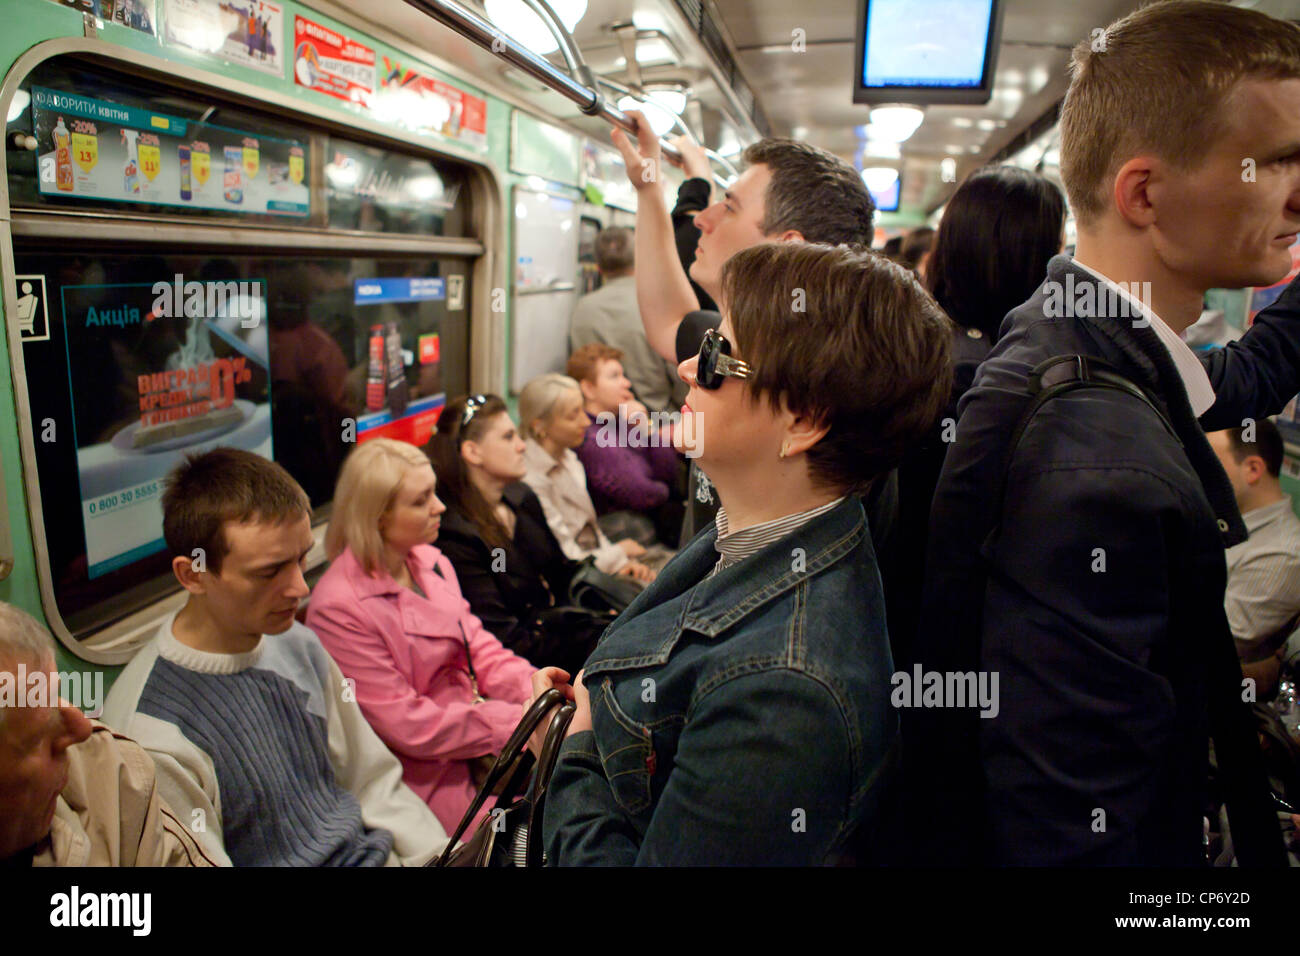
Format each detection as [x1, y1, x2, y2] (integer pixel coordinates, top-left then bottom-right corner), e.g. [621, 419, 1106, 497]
[576, 418, 680, 513]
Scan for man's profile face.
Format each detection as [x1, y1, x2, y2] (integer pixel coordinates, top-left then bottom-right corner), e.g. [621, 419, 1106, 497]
[0, 655, 93, 859]
[200, 513, 313, 639]
[1149, 78, 1300, 290]
[690, 163, 774, 296]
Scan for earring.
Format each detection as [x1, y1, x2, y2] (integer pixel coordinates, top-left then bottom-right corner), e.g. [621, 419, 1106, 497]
[779, 443, 789, 460]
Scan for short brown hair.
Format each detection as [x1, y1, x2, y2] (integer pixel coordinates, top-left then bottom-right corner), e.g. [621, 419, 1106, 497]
[1061, 0, 1300, 226]
[566, 343, 623, 385]
[595, 227, 634, 274]
[162, 448, 310, 574]
[742, 139, 875, 246]
[722, 243, 952, 493]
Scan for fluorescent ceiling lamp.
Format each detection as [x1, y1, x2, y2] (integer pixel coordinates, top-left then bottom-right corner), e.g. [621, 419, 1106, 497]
[863, 140, 901, 160]
[867, 106, 924, 142]
[484, 0, 587, 56]
[861, 166, 899, 192]
[617, 95, 676, 136]
[645, 88, 687, 116]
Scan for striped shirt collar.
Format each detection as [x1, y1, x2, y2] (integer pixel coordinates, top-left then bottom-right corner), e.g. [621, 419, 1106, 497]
[710, 496, 846, 576]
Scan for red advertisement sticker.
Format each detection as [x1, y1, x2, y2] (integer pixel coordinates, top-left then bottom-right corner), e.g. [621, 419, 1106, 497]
[293, 15, 375, 107]
[377, 56, 487, 149]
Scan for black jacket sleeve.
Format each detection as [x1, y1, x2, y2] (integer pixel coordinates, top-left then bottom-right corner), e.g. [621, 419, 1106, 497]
[672, 178, 718, 313]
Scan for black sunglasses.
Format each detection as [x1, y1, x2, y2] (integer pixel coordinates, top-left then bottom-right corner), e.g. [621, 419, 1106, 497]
[696, 329, 753, 390]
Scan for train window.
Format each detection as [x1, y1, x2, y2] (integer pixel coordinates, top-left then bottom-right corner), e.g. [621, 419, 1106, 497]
[324, 136, 471, 236]
[15, 247, 471, 640]
[6, 56, 487, 651]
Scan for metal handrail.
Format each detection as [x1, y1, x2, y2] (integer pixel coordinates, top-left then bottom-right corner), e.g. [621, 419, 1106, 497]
[403, 0, 737, 185]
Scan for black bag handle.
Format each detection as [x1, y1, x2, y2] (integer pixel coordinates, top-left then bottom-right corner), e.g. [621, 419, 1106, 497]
[525, 702, 576, 867]
[433, 687, 565, 864]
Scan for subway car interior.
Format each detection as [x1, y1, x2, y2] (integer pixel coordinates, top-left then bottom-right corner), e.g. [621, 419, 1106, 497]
[4, 0, 1300, 897]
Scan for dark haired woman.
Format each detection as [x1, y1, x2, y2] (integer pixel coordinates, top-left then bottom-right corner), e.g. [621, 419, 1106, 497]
[891, 165, 1067, 670]
[427, 394, 605, 676]
[534, 242, 953, 864]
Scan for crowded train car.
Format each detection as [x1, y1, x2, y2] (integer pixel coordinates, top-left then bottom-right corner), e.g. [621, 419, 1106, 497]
[3, 0, 1300, 889]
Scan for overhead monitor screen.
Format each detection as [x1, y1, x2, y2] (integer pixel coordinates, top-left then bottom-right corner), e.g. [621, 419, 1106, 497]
[867, 176, 900, 213]
[854, 0, 1002, 104]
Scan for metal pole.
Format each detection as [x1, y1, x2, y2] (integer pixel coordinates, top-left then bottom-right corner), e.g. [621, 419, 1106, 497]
[402, 0, 692, 167]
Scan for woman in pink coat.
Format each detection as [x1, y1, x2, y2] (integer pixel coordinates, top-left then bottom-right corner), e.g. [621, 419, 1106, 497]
[307, 438, 562, 833]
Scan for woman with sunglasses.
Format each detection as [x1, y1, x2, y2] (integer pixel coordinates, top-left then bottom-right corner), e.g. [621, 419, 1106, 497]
[306, 438, 564, 833]
[428, 394, 608, 676]
[535, 242, 953, 864]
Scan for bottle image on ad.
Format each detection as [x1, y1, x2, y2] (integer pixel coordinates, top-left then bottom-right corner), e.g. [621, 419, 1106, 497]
[54, 117, 74, 192]
[366, 324, 387, 412]
[384, 321, 409, 418]
[179, 144, 192, 201]
[224, 145, 243, 204]
[121, 128, 140, 195]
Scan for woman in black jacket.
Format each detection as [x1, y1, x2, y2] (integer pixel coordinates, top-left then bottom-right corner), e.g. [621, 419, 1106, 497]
[891, 166, 1066, 672]
[427, 394, 606, 675]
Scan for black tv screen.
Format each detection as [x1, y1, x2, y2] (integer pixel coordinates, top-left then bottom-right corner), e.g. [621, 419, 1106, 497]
[854, 0, 1004, 105]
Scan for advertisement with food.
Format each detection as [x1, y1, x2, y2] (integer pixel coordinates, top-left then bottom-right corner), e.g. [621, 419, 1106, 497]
[61, 278, 271, 577]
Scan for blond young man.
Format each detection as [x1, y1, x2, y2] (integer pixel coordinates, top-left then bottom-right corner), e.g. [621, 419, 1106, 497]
[913, 0, 1300, 866]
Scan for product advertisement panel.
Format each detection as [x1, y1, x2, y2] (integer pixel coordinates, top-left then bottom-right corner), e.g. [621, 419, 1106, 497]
[375, 56, 487, 150]
[294, 15, 375, 106]
[33, 86, 308, 216]
[162, 0, 284, 76]
[60, 279, 272, 578]
[352, 276, 445, 446]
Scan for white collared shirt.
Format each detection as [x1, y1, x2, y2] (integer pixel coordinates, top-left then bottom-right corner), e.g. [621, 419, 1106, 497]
[1072, 258, 1217, 417]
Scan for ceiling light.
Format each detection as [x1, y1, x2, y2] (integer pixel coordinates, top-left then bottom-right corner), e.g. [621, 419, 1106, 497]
[863, 141, 901, 160]
[645, 88, 687, 116]
[861, 166, 899, 193]
[977, 119, 997, 131]
[618, 95, 676, 136]
[484, 0, 587, 56]
[951, 117, 973, 128]
[866, 106, 924, 142]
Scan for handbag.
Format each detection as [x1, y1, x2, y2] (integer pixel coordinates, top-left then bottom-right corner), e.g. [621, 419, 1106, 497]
[430, 687, 576, 867]
[568, 557, 640, 614]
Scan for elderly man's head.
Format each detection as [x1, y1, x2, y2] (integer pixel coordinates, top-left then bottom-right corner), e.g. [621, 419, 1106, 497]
[0, 603, 92, 858]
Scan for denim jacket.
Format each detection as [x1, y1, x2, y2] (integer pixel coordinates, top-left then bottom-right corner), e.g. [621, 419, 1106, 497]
[542, 496, 899, 865]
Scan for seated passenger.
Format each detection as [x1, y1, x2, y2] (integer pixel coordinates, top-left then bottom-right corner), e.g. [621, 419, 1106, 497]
[307, 438, 559, 834]
[427, 395, 606, 676]
[0, 602, 217, 867]
[569, 226, 685, 415]
[1209, 419, 1300, 692]
[538, 242, 952, 865]
[103, 448, 447, 866]
[518, 373, 660, 583]
[567, 342, 684, 543]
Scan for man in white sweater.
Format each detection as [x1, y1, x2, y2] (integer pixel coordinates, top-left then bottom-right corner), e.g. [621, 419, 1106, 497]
[104, 448, 448, 866]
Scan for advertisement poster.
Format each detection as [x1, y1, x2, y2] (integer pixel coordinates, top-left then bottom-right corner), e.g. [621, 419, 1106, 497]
[294, 15, 375, 107]
[581, 142, 637, 211]
[60, 278, 271, 577]
[33, 86, 308, 216]
[375, 56, 487, 149]
[47, 0, 156, 35]
[163, 0, 284, 76]
[352, 276, 445, 446]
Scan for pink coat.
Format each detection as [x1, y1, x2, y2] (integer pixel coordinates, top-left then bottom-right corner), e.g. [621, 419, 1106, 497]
[306, 544, 535, 834]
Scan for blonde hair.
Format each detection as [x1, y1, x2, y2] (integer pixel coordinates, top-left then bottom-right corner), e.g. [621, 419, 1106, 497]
[517, 373, 582, 442]
[1061, 0, 1300, 227]
[326, 438, 431, 574]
